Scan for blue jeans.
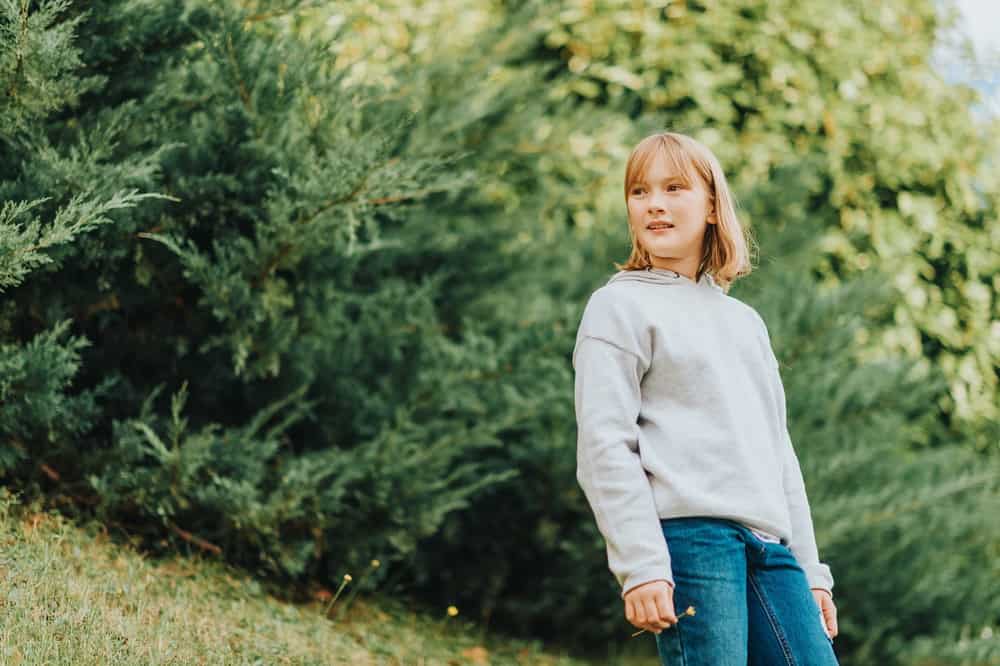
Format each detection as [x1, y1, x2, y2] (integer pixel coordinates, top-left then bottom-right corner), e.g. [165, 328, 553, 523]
[654, 517, 839, 666]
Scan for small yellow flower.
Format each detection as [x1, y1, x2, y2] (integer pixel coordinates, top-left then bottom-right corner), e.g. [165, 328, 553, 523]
[447, 605, 459, 617]
[371, 559, 381, 568]
[343, 574, 352, 582]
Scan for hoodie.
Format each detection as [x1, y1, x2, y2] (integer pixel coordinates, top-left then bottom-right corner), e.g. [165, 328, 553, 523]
[572, 267, 834, 599]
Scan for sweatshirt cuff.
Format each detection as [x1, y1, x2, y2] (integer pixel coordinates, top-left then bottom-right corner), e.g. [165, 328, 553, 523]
[802, 561, 834, 596]
[620, 569, 675, 599]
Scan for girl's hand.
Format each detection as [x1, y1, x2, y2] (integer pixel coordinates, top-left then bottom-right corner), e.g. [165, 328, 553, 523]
[811, 588, 838, 639]
[624, 580, 677, 635]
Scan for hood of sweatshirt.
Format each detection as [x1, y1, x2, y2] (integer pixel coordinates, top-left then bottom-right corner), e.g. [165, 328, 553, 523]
[606, 267, 724, 294]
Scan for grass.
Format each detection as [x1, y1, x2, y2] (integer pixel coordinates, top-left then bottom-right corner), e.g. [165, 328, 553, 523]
[0, 490, 654, 665]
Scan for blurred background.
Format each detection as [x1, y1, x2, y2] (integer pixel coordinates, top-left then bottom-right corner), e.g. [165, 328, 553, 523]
[0, 0, 997, 664]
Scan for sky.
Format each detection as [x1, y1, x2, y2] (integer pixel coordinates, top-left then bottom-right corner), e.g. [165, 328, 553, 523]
[933, 0, 1000, 118]
[952, 0, 1000, 57]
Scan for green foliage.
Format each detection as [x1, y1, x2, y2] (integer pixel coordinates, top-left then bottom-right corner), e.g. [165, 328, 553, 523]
[0, 190, 163, 291]
[0, 0, 166, 486]
[0, 0, 97, 132]
[0, 319, 112, 475]
[1, 0, 527, 607]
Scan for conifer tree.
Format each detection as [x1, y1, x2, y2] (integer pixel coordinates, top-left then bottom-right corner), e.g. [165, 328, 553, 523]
[0, 0, 165, 476]
[1, 0, 524, 584]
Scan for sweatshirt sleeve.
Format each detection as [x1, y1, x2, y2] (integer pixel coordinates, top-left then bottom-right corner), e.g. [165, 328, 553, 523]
[573, 290, 674, 599]
[757, 313, 835, 596]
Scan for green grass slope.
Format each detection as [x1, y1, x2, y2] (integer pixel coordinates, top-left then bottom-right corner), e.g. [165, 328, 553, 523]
[0, 490, 644, 665]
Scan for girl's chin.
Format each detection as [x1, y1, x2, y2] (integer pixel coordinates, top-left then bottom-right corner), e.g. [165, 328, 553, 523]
[644, 235, 680, 249]
[645, 239, 691, 259]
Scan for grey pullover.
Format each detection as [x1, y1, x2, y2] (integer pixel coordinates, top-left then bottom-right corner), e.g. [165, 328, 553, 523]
[573, 267, 834, 599]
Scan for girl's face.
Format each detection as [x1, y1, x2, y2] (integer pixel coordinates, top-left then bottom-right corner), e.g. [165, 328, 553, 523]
[627, 151, 716, 272]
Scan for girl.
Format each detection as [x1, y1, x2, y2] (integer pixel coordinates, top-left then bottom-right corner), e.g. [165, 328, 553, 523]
[572, 132, 839, 665]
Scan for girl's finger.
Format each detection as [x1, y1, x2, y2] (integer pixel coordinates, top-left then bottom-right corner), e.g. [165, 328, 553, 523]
[654, 590, 677, 624]
[633, 597, 646, 625]
[643, 598, 662, 631]
[821, 601, 838, 637]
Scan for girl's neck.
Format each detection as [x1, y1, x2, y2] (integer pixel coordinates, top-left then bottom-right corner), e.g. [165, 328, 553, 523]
[647, 261, 700, 282]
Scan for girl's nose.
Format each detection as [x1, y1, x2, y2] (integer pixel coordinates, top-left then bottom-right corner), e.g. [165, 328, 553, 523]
[648, 190, 669, 211]
[648, 196, 668, 213]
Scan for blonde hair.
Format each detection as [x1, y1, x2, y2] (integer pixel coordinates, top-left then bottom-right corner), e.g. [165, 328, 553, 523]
[614, 131, 755, 292]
